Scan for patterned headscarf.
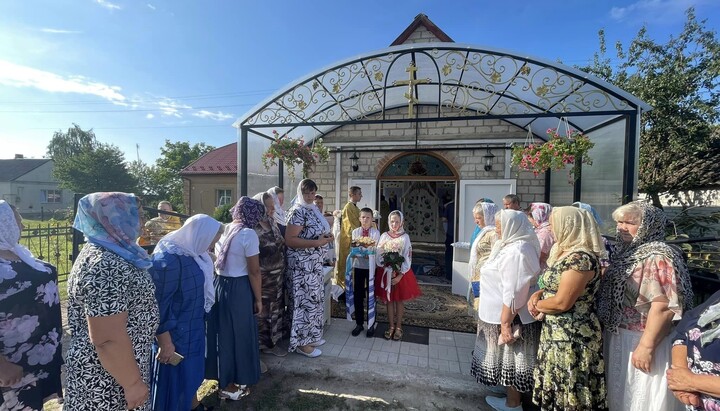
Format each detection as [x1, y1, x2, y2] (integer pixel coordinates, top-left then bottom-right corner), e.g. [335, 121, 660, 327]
[546, 207, 607, 267]
[572, 201, 604, 226]
[597, 200, 693, 333]
[0, 200, 51, 273]
[488, 209, 541, 262]
[291, 179, 330, 234]
[73, 192, 151, 269]
[214, 196, 265, 271]
[154, 214, 222, 313]
[530, 202, 552, 228]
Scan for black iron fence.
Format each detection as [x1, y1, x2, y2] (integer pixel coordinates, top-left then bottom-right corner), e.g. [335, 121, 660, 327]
[19, 223, 74, 285]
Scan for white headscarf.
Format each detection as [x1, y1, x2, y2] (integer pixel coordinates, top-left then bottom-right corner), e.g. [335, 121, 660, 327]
[0, 200, 51, 273]
[154, 214, 222, 313]
[468, 202, 498, 272]
[488, 209, 541, 262]
[292, 180, 331, 234]
[267, 186, 287, 227]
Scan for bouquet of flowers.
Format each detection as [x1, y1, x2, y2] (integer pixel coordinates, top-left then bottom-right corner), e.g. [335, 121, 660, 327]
[382, 238, 405, 278]
[352, 237, 376, 248]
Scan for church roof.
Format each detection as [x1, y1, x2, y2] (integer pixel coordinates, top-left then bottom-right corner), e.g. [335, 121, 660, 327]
[0, 159, 52, 182]
[390, 13, 454, 45]
[180, 143, 237, 175]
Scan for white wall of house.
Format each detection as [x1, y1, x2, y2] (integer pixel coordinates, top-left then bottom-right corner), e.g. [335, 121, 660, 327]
[2, 161, 73, 219]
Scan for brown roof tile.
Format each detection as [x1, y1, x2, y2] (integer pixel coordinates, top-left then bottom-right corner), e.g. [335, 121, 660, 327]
[180, 143, 236, 175]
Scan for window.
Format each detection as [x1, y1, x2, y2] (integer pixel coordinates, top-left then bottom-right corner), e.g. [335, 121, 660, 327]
[42, 189, 62, 203]
[217, 189, 232, 206]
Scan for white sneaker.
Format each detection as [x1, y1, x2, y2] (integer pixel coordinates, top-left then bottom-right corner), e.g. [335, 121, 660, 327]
[296, 347, 322, 358]
[485, 395, 521, 411]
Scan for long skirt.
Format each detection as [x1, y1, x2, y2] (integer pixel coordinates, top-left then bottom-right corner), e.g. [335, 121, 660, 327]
[470, 319, 540, 393]
[205, 276, 260, 387]
[150, 342, 205, 411]
[287, 251, 325, 352]
[604, 328, 683, 411]
[257, 268, 286, 349]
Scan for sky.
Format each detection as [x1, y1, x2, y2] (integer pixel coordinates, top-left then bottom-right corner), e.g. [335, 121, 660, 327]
[1, 0, 718, 164]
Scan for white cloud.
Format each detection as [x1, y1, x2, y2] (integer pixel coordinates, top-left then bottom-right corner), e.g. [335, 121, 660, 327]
[146, 113, 155, 119]
[157, 99, 192, 118]
[610, 0, 709, 22]
[147, 3, 156, 10]
[94, 0, 121, 10]
[39, 28, 82, 34]
[192, 110, 234, 121]
[0, 59, 126, 103]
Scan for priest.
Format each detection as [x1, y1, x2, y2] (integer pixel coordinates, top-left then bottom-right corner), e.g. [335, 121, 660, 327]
[336, 186, 362, 294]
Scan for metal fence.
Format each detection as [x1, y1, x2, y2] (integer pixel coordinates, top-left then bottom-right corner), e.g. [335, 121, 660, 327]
[19, 223, 74, 284]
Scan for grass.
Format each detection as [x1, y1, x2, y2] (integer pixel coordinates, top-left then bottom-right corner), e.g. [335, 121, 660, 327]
[20, 218, 73, 300]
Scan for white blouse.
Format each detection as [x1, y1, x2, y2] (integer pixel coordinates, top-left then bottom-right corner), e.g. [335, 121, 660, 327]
[375, 232, 412, 274]
[478, 241, 540, 324]
[214, 226, 260, 278]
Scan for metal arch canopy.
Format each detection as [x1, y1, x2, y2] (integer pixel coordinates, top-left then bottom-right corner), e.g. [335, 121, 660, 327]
[234, 42, 651, 142]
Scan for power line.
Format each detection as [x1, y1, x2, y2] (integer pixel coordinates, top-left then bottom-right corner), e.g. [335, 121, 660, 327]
[11, 124, 234, 131]
[0, 102, 255, 114]
[0, 89, 277, 105]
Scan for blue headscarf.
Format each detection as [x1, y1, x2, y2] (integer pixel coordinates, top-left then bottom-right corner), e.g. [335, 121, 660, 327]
[572, 201, 603, 226]
[73, 192, 152, 269]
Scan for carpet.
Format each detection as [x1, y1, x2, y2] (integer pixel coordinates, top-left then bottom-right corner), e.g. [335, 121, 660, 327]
[331, 284, 476, 333]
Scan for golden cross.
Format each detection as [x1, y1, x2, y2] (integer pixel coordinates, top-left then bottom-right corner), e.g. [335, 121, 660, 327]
[393, 62, 430, 117]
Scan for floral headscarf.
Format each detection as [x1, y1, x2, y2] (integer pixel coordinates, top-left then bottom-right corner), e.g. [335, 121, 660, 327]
[154, 214, 221, 313]
[597, 200, 693, 333]
[73, 192, 151, 269]
[546, 207, 607, 267]
[530, 202, 552, 227]
[215, 196, 265, 271]
[0, 200, 51, 272]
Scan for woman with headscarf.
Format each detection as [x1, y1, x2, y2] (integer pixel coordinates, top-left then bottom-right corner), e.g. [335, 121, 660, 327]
[572, 201, 612, 267]
[251, 192, 287, 357]
[529, 202, 554, 271]
[149, 214, 223, 411]
[285, 179, 333, 358]
[0, 201, 63, 410]
[472, 209, 542, 411]
[469, 198, 495, 245]
[667, 289, 720, 410]
[467, 201, 499, 315]
[207, 197, 265, 400]
[267, 186, 287, 237]
[65, 192, 159, 410]
[597, 200, 692, 411]
[528, 207, 608, 411]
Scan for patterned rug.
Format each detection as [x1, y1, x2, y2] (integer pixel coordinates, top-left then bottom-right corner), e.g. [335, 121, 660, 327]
[331, 283, 476, 333]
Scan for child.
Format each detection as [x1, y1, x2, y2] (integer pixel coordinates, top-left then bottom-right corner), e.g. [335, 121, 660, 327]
[350, 207, 381, 337]
[375, 210, 421, 341]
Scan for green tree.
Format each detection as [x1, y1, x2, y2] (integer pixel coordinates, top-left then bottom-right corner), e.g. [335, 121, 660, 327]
[48, 124, 137, 194]
[151, 140, 214, 212]
[579, 8, 720, 207]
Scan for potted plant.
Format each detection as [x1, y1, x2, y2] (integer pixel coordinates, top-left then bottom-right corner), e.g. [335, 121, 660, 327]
[262, 130, 329, 179]
[511, 127, 594, 181]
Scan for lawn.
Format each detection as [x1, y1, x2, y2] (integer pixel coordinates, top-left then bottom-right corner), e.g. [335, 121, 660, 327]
[20, 218, 74, 300]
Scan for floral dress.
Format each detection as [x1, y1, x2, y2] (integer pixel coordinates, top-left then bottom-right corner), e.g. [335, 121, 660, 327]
[533, 251, 607, 411]
[285, 205, 329, 352]
[65, 244, 159, 411]
[0, 259, 63, 411]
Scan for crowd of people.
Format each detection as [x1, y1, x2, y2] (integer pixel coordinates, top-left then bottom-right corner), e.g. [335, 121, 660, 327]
[1, 185, 719, 410]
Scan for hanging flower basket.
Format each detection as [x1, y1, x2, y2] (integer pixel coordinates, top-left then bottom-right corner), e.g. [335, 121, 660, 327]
[262, 130, 330, 179]
[511, 128, 594, 181]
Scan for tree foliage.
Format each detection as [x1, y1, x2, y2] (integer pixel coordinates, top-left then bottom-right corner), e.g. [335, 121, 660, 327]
[47, 124, 137, 194]
[578, 8, 720, 207]
[129, 140, 214, 212]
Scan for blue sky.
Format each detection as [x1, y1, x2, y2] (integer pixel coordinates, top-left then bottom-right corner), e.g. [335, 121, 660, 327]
[1, 0, 718, 164]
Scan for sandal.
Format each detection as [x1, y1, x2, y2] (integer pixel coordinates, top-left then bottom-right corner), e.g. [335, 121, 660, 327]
[393, 328, 403, 341]
[219, 385, 249, 401]
[384, 326, 395, 340]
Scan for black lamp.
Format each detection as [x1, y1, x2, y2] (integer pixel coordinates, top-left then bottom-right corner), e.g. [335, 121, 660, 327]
[350, 151, 359, 172]
[483, 148, 495, 171]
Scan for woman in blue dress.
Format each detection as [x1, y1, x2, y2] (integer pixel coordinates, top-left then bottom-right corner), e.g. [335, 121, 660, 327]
[149, 214, 223, 411]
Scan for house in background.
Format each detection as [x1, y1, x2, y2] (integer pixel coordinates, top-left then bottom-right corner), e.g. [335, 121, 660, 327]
[180, 143, 238, 216]
[0, 155, 73, 219]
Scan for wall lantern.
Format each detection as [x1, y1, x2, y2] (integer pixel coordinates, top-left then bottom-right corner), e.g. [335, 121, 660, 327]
[350, 151, 360, 172]
[483, 148, 495, 171]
